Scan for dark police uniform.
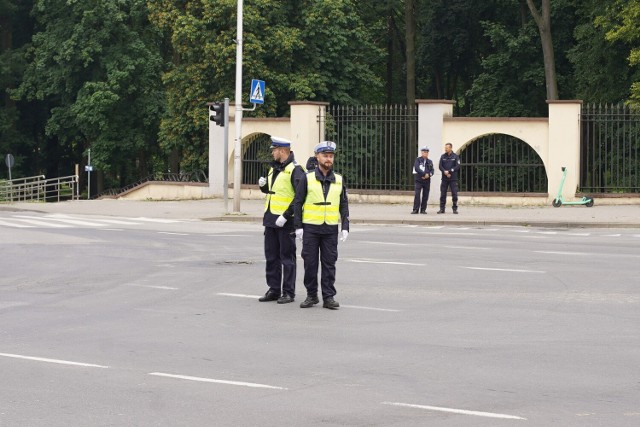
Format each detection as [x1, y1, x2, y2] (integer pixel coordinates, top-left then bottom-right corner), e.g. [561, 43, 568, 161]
[259, 139, 305, 303]
[438, 149, 461, 213]
[412, 147, 435, 214]
[294, 142, 349, 310]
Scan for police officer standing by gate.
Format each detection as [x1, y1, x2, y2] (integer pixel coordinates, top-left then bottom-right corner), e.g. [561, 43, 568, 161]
[294, 141, 349, 310]
[258, 136, 306, 304]
[412, 146, 434, 214]
[438, 142, 461, 214]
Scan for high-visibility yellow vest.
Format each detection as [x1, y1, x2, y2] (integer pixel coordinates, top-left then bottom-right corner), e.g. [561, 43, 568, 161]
[265, 163, 296, 215]
[302, 172, 343, 225]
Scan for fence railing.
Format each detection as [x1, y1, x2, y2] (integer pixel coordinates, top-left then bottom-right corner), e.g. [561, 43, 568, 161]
[325, 104, 418, 190]
[459, 134, 547, 192]
[0, 175, 79, 203]
[581, 103, 640, 193]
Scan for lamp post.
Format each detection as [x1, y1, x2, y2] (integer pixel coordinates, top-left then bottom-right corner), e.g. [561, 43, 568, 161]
[233, 0, 244, 213]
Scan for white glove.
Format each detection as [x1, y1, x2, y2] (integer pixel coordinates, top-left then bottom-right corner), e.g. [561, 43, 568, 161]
[258, 176, 267, 187]
[295, 229, 304, 242]
[340, 230, 349, 242]
[275, 215, 287, 227]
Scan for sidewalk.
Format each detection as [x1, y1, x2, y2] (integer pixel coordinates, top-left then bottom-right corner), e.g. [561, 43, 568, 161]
[3, 198, 640, 229]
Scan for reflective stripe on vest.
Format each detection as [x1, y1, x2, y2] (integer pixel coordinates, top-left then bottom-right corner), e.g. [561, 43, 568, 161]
[302, 172, 343, 225]
[265, 163, 296, 215]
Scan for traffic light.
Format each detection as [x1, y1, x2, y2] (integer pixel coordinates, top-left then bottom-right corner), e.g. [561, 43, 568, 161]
[209, 102, 225, 127]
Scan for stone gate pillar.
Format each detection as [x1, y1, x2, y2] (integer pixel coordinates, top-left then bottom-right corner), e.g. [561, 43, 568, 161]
[417, 100, 455, 204]
[289, 101, 328, 165]
[547, 100, 582, 201]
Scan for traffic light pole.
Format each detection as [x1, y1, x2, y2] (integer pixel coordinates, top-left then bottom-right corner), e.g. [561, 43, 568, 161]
[233, 0, 244, 213]
[223, 97, 230, 212]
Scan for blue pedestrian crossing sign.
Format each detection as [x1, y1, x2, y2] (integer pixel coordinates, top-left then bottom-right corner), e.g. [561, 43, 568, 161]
[249, 79, 265, 104]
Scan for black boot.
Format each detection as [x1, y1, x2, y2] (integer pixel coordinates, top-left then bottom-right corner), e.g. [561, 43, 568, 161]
[323, 297, 340, 310]
[258, 290, 280, 302]
[300, 295, 320, 308]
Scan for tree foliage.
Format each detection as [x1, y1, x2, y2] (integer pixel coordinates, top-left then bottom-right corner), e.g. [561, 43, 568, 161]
[1, 0, 639, 187]
[595, 0, 640, 104]
[12, 0, 164, 189]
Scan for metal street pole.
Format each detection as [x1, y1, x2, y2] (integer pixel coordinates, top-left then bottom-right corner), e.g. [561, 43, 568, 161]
[233, 0, 243, 213]
[87, 148, 91, 200]
[223, 97, 230, 212]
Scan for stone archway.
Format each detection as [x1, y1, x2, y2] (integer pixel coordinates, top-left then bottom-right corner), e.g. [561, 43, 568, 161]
[458, 133, 547, 193]
[241, 132, 272, 185]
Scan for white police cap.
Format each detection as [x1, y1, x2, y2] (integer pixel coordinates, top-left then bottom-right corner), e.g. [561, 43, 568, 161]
[420, 146, 430, 151]
[314, 141, 337, 153]
[270, 136, 292, 148]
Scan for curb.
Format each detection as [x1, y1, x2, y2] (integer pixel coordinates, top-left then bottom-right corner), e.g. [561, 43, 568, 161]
[201, 215, 640, 229]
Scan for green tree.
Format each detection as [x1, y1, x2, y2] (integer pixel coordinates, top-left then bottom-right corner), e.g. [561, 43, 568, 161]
[567, 0, 634, 103]
[416, 0, 499, 114]
[526, 0, 558, 100]
[0, 0, 37, 179]
[149, 0, 383, 173]
[596, 0, 640, 104]
[13, 0, 165, 192]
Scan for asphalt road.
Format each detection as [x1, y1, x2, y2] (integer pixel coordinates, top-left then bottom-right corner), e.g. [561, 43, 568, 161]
[1, 212, 639, 426]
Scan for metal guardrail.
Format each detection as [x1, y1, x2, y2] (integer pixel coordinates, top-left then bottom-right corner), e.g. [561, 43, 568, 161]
[0, 175, 79, 203]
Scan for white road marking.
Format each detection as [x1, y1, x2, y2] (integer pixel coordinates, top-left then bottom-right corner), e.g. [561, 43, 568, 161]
[81, 218, 139, 225]
[534, 250, 589, 256]
[418, 231, 480, 236]
[15, 215, 105, 227]
[536, 231, 558, 235]
[148, 372, 287, 390]
[131, 217, 182, 223]
[7, 218, 70, 228]
[565, 232, 590, 236]
[603, 234, 621, 237]
[100, 228, 124, 231]
[360, 241, 407, 246]
[217, 294, 400, 311]
[346, 259, 425, 266]
[0, 219, 33, 228]
[0, 352, 108, 368]
[341, 305, 400, 312]
[381, 401, 526, 420]
[463, 267, 545, 273]
[157, 232, 189, 236]
[126, 284, 179, 290]
[441, 245, 490, 250]
[217, 293, 258, 299]
[207, 234, 252, 237]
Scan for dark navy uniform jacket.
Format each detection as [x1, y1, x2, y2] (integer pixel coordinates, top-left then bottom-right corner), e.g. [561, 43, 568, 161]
[293, 168, 350, 234]
[413, 157, 434, 182]
[259, 151, 306, 229]
[438, 151, 461, 180]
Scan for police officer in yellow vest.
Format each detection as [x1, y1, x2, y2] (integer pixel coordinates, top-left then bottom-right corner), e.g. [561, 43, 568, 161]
[257, 136, 306, 304]
[293, 141, 350, 310]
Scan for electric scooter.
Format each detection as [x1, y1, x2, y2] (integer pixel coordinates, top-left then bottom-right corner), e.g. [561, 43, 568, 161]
[552, 167, 594, 207]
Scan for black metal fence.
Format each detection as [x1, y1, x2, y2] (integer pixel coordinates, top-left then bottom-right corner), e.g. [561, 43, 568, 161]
[242, 133, 273, 185]
[458, 134, 547, 193]
[325, 105, 417, 190]
[581, 103, 640, 193]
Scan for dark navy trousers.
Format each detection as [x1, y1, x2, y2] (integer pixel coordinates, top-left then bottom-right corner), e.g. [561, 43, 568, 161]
[264, 226, 297, 298]
[301, 230, 338, 300]
[413, 179, 430, 212]
[439, 179, 459, 210]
